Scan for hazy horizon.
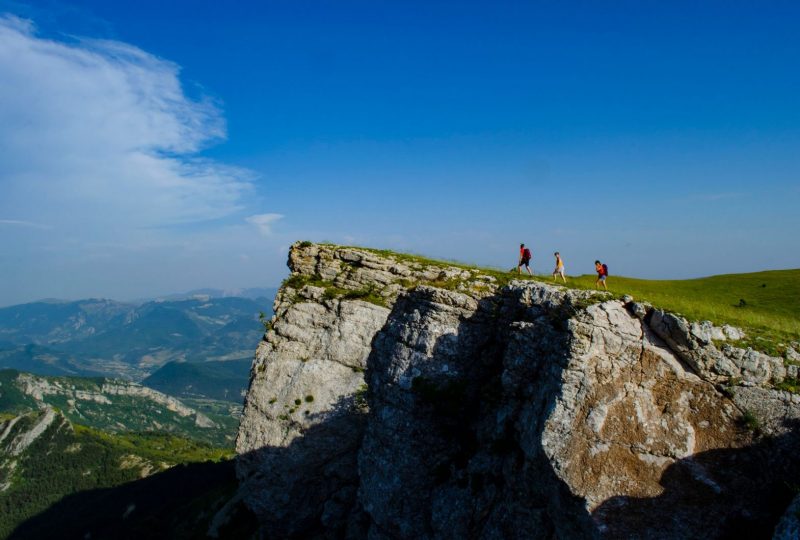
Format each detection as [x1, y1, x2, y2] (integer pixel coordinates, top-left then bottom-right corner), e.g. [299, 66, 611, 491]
[4, 262, 799, 309]
[0, 284, 280, 308]
[2, 2, 799, 306]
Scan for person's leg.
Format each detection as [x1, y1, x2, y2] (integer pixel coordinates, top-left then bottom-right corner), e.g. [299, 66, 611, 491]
[526, 264, 533, 276]
[560, 269, 567, 283]
[601, 277, 607, 290]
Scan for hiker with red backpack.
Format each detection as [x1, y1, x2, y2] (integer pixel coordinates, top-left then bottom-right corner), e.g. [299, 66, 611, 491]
[595, 260, 608, 289]
[518, 244, 533, 275]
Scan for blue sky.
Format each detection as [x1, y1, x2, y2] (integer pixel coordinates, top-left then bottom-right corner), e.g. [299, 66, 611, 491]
[1, 1, 799, 305]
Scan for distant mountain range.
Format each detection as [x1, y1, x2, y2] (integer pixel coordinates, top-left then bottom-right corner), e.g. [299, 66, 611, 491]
[0, 289, 273, 538]
[144, 287, 277, 303]
[0, 289, 277, 385]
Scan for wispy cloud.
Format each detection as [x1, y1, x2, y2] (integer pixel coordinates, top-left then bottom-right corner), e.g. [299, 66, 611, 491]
[246, 213, 284, 237]
[0, 15, 286, 304]
[0, 219, 50, 229]
[0, 14, 252, 231]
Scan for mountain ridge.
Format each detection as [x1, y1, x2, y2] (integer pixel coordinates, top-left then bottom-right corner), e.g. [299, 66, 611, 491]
[0, 293, 275, 383]
[0, 369, 236, 447]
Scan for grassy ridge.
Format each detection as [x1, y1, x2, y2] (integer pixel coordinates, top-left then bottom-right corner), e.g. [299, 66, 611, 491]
[562, 269, 800, 342]
[316, 244, 800, 352]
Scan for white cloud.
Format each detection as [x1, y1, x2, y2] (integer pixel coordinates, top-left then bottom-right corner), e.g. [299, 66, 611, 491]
[0, 15, 291, 305]
[246, 213, 284, 237]
[0, 15, 251, 231]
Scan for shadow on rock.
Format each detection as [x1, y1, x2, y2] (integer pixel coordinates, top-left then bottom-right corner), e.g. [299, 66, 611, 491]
[235, 393, 372, 539]
[593, 419, 800, 539]
[356, 285, 596, 539]
[233, 284, 594, 539]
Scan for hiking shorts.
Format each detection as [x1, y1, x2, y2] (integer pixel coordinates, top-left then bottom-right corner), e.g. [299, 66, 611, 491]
[598, 275, 606, 281]
[520, 257, 531, 266]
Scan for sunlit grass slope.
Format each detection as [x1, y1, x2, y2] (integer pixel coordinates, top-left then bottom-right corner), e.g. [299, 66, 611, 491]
[317, 244, 799, 352]
[564, 269, 800, 349]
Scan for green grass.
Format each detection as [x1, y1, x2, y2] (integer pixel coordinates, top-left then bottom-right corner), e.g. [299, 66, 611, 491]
[310, 243, 800, 353]
[72, 424, 233, 463]
[740, 409, 762, 436]
[354, 383, 369, 411]
[776, 377, 800, 394]
[562, 270, 800, 353]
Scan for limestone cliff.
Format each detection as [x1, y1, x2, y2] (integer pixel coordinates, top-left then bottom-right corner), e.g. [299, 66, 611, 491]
[236, 242, 800, 539]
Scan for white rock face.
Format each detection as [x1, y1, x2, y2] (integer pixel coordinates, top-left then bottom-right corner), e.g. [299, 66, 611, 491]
[649, 310, 785, 386]
[5, 408, 59, 456]
[100, 382, 199, 418]
[236, 242, 800, 539]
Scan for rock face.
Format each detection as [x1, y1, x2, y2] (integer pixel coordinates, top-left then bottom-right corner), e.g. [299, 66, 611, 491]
[1, 407, 61, 457]
[236, 242, 800, 539]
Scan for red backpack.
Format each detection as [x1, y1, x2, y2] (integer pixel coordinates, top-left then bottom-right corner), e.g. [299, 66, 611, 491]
[602, 264, 609, 276]
[523, 248, 531, 259]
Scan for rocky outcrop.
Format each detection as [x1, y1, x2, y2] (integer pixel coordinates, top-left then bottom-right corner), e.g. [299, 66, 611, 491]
[236, 242, 800, 539]
[235, 244, 496, 537]
[648, 309, 786, 386]
[101, 382, 206, 421]
[3, 408, 61, 457]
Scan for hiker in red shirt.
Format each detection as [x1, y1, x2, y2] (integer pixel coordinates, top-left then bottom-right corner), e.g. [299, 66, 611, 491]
[595, 260, 608, 290]
[518, 243, 533, 276]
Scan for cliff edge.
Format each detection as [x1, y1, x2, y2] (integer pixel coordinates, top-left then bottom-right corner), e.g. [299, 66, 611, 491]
[236, 242, 800, 539]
